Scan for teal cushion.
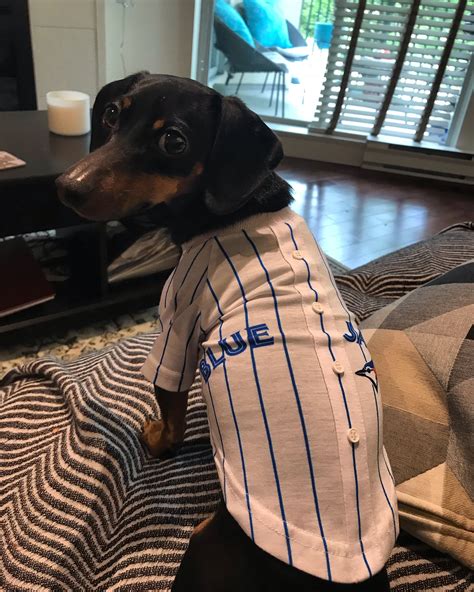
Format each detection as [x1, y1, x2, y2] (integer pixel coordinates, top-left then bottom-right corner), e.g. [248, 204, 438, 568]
[243, 0, 292, 49]
[215, 0, 255, 47]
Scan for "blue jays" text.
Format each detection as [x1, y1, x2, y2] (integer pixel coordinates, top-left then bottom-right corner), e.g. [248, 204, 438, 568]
[199, 323, 274, 382]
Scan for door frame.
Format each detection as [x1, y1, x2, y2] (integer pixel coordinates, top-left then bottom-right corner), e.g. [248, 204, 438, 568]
[191, 0, 214, 85]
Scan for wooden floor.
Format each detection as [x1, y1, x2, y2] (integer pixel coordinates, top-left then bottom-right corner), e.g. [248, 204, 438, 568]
[277, 158, 474, 269]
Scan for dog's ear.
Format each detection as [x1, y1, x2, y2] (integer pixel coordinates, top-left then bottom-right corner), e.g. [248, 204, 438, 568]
[90, 71, 150, 151]
[204, 96, 283, 215]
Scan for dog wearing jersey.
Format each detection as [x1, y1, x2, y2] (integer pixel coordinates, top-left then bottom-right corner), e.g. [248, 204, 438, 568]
[56, 73, 398, 591]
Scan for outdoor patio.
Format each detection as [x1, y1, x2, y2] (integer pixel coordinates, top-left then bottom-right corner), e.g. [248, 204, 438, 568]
[211, 46, 328, 121]
[209, 0, 333, 122]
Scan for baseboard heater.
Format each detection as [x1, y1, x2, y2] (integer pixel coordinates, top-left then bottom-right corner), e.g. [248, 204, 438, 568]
[362, 140, 474, 184]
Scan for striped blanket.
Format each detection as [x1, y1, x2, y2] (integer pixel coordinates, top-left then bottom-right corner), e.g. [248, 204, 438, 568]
[1, 223, 473, 591]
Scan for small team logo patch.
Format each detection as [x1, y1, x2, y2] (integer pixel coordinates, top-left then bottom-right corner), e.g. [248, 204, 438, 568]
[355, 360, 378, 391]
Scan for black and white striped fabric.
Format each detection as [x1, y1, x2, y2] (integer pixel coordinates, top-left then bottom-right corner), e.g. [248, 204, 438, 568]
[1, 339, 219, 591]
[335, 222, 474, 322]
[1, 221, 473, 591]
[142, 207, 397, 584]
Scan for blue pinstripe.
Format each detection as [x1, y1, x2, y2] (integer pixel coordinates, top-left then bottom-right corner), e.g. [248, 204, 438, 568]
[350, 442, 372, 575]
[207, 278, 254, 539]
[174, 240, 210, 309]
[163, 267, 177, 308]
[190, 267, 208, 304]
[285, 223, 372, 577]
[353, 341, 396, 512]
[369, 382, 397, 534]
[177, 312, 201, 392]
[311, 236, 398, 530]
[243, 230, 332, 580]
[205, 379, 227, 503]
[214, 237, 293, 566]
[152, 321, 173, 384]
[157, 315, 164, 333]
[154, 241, 209, 384]
[383, 448, 395, 483]
[285, 224, 337, 362]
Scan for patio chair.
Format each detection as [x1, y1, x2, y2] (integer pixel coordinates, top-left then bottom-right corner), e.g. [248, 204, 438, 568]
[235, 3, 310, 63]
[214, 17, 288, 117]
[235, 3, 310, 88]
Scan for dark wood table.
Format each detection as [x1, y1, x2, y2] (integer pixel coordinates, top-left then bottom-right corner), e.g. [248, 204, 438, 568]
[0, 110, 90, 236]
[0, 110, 168, 342]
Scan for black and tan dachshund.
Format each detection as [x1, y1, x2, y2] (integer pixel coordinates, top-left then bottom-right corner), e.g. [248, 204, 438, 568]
[56, 73, 392, 592]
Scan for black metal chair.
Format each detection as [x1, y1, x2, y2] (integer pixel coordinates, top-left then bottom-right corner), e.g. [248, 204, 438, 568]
[276, 20, 311, 61]
[213, 17, 288, 117]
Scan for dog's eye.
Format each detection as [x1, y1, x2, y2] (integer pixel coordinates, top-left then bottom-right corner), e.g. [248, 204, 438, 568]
[102, 103, 120, 129]
[158, 129, 188, 155]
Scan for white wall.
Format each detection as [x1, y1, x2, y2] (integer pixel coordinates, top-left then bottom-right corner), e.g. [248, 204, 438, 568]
[29, 0, 196, 110]
[101, 0, 195, 84]
[29, 0, 99, 109]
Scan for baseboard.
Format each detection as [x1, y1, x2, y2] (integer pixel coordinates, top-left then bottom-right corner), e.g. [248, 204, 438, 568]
[362, 138, 474, 184]
[271, 124, 474, 182]
[272, 124, 366, 167]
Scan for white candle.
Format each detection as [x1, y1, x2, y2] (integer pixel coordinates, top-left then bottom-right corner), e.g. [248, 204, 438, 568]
[46, 90, 91, 136]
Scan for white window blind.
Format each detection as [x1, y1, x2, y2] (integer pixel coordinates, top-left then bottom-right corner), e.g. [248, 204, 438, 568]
[312, 0, 474, 143]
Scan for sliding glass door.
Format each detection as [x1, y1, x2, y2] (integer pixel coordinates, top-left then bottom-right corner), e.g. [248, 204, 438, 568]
[200, 0, 332, 123]
[197, 0, 473, 149]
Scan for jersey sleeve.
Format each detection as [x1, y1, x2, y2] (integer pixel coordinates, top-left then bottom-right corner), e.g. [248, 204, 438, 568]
[141, 247, 209, 392]
[141, 305, 202, 392]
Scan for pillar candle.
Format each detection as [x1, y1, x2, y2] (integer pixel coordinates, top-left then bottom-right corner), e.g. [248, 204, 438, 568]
[46, 91, 91, 136]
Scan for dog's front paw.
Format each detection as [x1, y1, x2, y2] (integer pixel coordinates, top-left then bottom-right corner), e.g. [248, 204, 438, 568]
[141, 418, 180, 459]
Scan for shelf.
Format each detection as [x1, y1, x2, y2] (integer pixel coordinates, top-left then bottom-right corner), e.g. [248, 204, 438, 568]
[0, 269, 171, 343]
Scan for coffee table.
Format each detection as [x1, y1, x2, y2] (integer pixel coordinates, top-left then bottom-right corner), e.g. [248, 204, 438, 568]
[0, 110, 169, 341]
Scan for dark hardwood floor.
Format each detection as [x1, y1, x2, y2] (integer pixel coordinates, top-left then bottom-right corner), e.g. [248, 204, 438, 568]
[277, 158, 474, 269]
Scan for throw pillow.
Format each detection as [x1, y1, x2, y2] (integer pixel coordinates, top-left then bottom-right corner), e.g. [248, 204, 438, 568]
[215, 0, 255, 47]
[243, 0, 292, 49]
[361, 261, 474, 568]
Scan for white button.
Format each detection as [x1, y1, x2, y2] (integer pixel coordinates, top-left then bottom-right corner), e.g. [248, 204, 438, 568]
[292, 250, 304, 260]
[312, 302, 324, 314]
[332, 361, 344, 375]
[347, 428, 360, 444]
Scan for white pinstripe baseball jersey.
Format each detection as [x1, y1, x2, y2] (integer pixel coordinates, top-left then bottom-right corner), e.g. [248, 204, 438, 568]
[142, 207, 399, 584]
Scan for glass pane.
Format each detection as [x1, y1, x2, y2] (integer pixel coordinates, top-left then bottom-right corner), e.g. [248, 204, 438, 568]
[207, 0, 332, 123]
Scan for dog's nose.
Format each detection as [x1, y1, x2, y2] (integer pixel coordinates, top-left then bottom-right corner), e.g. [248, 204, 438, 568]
[56, 174, 89, 208]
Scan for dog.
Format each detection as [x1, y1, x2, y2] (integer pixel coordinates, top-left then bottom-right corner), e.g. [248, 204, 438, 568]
[56, 73, 398, 591]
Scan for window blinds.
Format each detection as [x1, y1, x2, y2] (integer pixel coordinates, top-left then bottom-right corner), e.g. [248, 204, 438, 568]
[312, 0, 474, 144]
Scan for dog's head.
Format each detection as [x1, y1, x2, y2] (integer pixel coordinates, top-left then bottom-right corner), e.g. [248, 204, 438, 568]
[56, 73, 283, 221]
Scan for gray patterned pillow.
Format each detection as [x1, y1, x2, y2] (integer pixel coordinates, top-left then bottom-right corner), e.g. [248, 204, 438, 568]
[361, 261, 474, 568]
[336, 222, 474, 322]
